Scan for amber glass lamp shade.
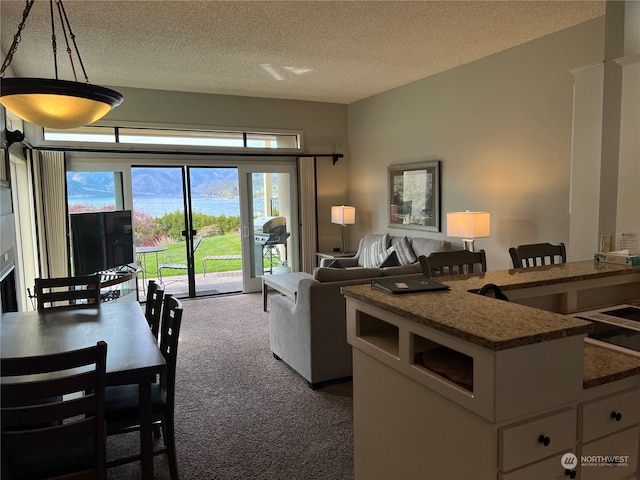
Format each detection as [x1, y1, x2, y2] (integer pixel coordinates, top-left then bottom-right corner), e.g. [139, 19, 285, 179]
[0, 78, 124, 129]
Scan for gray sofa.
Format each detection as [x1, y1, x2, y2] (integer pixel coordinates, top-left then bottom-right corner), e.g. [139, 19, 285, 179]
[320, 233, 451, 274]
[269, 233, 451, 388]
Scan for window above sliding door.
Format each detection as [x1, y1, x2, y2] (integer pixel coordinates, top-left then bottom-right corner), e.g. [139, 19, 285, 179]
[40, 125, 302, 152]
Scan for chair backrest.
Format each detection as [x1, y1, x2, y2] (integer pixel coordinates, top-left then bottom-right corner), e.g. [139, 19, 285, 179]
[509, 242, 566, 269]
[193, 236, 203, 253]
[145, 280, 165, 340]
[159, 294, 183, 412]
[420, 250, 487, 277]
[1, 341, 108, 480]
[35, 274, 101, 311]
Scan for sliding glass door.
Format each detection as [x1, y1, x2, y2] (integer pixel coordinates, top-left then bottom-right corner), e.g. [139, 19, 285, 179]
[132, 166, 242, 298]
[238, 164, 298, 293]
[67, 160, 298, 298]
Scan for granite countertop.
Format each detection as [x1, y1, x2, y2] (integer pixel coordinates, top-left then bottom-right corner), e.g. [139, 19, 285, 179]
[341, 260, 639, 351]
[583, 341, 640, 388]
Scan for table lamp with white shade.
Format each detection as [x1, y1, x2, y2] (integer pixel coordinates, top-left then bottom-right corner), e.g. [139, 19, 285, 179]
[447, 211, 491, 252]
[331, 205, 356, 253]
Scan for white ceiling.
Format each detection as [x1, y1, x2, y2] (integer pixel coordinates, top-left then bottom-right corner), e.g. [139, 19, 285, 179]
[1, 1, 605, 105]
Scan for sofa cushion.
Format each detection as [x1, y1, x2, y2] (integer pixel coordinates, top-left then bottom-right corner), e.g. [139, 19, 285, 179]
[362, 234, 389, 268]
[410, 237, 452, 257]
[313, 267, 382, 283]
[388, 236, 417, 265]
[381, 263, 422, 276]
[326, 259, 344, 268]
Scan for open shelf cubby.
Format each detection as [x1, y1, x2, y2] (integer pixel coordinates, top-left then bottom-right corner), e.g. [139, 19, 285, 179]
[356, 312, 399, 358]
[412, 333, 474, 392]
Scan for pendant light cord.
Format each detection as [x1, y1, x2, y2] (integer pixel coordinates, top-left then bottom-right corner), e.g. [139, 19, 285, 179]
[55, 0, 90, 83]
[1, 0, 35, 78]
[1, 0, 90, 84]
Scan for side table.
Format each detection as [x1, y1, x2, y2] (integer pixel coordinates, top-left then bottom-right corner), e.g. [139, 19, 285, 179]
[135, 246, 167, 292]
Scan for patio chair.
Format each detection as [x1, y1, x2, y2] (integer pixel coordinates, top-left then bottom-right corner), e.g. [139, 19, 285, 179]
[158, 236, 203, 284]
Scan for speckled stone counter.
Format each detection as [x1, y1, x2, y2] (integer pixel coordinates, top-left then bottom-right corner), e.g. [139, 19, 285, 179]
[583, 341, 640, 388]
[342, 260, 640, 383]
[346, 261, 640, 479]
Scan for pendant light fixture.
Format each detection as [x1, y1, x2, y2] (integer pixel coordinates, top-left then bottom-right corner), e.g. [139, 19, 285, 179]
[0, 0, 123, 130]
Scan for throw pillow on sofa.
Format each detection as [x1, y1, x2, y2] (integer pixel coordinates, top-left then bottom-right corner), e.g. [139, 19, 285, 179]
[387, 236, 417, 265]
[362, 234, 389, 268]
[379, 250, 400, 268]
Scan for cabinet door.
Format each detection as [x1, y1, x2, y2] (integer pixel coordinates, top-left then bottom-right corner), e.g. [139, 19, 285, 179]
[580, 389, 640, 443]
[500, 408, 576, 472]
[499, 451, 576, 480]
[579, 426, 639, 480]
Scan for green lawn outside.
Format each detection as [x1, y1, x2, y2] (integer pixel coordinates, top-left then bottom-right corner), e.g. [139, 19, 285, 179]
[141, 234, 242, 277]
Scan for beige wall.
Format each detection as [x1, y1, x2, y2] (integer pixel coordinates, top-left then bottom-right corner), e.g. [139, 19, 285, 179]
[100, 86, 350, 252]
[347, 18, 606, 271]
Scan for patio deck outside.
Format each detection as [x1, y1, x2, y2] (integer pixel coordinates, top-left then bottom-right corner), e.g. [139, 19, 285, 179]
[137, 269, 243, 302]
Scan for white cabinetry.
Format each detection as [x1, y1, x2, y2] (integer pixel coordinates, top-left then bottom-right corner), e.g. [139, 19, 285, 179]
[578, 388, 640, 480]
[346, 295, 640, 479]
[499, 408, 576, 472]
[347, 298, 585, 480]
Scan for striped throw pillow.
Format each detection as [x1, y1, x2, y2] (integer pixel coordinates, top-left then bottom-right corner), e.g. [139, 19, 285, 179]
[388, 236, 417, 265]
[362, 234, 389, 268]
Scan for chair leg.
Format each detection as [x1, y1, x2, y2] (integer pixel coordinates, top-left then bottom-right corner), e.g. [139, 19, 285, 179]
[163, 416, 179, 480]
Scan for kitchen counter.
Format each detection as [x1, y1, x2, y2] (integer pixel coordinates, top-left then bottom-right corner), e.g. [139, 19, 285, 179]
[342, 283, 591, 351]
[583, 341, 640, 388]
[344, 260, 640, 479]
[343, 260, 640, 383]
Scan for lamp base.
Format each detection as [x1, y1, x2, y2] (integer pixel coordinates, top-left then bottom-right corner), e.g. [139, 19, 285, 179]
[462, 239, 476, 252]
[341, 226, 348, 253]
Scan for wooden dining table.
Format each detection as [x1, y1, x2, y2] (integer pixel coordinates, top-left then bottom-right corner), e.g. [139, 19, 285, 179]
[0, 301, 166, 480]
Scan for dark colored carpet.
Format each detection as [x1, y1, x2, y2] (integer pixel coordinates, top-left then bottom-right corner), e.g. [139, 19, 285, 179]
[108, 292, 354, 479]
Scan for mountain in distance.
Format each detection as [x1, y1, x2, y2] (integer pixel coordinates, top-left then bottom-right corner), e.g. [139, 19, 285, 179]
[67, 168, 240, 198]
[66, 171, 114, 197]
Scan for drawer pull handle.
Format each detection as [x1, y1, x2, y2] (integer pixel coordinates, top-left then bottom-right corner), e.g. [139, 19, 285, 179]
[565, 469, 577, 479]
[610, 411, 622, 421]
[537, 434, 551, 446]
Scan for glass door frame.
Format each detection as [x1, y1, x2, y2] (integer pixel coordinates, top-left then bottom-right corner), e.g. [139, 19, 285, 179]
[238, 163, 299, 293]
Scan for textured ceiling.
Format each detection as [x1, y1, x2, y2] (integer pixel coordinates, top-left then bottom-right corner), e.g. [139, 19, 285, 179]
[1, 1, 605, 104]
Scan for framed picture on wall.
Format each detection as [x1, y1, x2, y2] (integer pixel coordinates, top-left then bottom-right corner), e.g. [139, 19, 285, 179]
[388, 160, 440, 232]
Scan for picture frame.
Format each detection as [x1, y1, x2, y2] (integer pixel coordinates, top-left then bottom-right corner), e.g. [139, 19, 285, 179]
[388, 160, 440, 232]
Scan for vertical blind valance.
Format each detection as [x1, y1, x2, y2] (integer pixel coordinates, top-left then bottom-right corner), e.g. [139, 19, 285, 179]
[298, 157, 317, 273]
[31, 149, 69, 279]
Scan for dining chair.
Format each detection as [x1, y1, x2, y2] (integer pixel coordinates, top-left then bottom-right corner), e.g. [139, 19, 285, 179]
[35, 273, 102, 311]
[419, 249, 487, 277]
[1, 341, 108, 480]
[105, 294, 183, 480]
[145, 280, 165, 341]
[509, 242, 566, 269]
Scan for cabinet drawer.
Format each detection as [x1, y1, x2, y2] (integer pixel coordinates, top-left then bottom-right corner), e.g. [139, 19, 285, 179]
[500, 408, 577, 472]
[579, 426, 639, 480]
[580, 389, 640, 443]
[499, 451, 576, 480]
